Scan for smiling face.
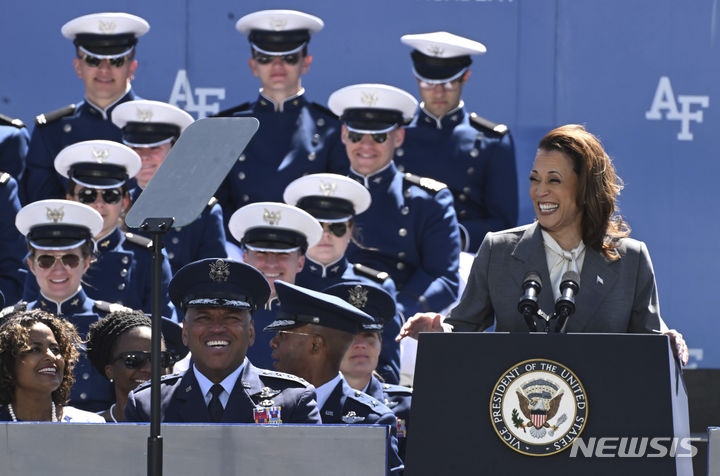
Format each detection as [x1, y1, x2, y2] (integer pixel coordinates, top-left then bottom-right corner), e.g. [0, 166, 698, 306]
[105, 326, 154, 398]
[182, 307, 254, 383]
[340, 331, 381, 382]
[27, 247, 91, 302]
[306, 221, 353, 266]
[530, 149, 583, 249]
[248, 53, 311, 101]
[268, 326, 315, 378]
[342, 125, 404, 176]
[14, 323, 65, 400]
[243, 249, 305, 299]
[73, 52, 137, 109]
[131, 142, 172, 189]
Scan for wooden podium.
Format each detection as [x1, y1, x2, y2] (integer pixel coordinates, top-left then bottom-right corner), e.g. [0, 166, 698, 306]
[406, 333, 693, 475]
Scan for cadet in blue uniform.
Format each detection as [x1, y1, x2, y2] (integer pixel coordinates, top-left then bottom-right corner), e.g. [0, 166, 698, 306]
[125, 258, 321, 424]
[0, 173, 27, 305]
[228, 202, 321, 370]
[112, 99, 228, 273]
[0, 114, 29, 189]
[15, 199, 116, 411]
[23, 12, 149, 203]
[397, 32, 518, 253]
[329, 83, 462, 317]
[284, 173, 404, 383]
[215, 9, 347, 230]
[23, 140, 176, 320]
[328, 282, 413, 461]
[267, 280, 403, 474]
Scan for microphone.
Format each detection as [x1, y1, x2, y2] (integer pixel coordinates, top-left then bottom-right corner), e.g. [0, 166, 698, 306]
[517, 272, 542, 331]
[554, 271, 580, 333]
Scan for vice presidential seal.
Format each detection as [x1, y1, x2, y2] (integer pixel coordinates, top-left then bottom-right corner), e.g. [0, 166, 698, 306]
[489, 359, 588, 456]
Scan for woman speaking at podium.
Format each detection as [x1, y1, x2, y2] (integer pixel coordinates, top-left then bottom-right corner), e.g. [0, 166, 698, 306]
[398, 124, 688, 365]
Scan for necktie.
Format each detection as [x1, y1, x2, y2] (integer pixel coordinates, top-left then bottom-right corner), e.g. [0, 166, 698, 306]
[208, 384, 224, 423]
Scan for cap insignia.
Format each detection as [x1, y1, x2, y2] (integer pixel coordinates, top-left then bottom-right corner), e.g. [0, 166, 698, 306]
[46, 207, 64, 223]
[209, 259, 230, 282]
[348, 285, 368, 309]
[263, 209, 282, 226]
[98, 20, 117, 34]
[269, 17, 287, 31]
[91, 147, 110, 163]
[427, 45, 445, 57]
[136, 108, 153, 122]
[318, 181, 337, 196]
[360, 92, 378, 107]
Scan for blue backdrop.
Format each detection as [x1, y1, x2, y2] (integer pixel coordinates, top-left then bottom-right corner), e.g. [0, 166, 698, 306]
[2, 0, 716, 367]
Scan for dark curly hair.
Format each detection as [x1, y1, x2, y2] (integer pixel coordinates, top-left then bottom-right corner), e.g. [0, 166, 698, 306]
[0, 309, 80, 405]
[537, 124, 630, 261]
[86, 309, 152, 378]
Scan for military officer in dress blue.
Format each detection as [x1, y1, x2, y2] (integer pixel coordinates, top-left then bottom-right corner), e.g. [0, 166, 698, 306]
[125, 258, 321, 424]
[267, 280, 404, 474]
[112, 99, 228, 273]
[0, 114, 29, 190]
[215, 9, 348, 233]
[16, 199, 118, 411]
[284, 173, 404, 384]
[23, 140, 176, 320]
[0, 172, 28, 305]
[329, 83, 462, 317]
[23, 12, 149, 203]
[328, 282, 413, 462]
[228, 202, 321, 370]
[397, 32, 518, 253]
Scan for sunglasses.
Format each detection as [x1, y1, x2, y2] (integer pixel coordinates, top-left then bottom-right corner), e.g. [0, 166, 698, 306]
[347, 131, 389, 144]
[418, 79, 463, 91]
[254, 53, 300, 65]
[35, 254, 82, 269]
[79, 53, 129, 68]
[76, 187, 123, 205]
[320, 222, 349, 237]
[111, 351, 175, 370]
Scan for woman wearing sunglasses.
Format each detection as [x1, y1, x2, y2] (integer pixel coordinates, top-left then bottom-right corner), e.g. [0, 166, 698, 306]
[15, 199, 116, 411]
[283, 173, 404, 384]
[86, 309, 179, 422]
[0, 309, 104, 422]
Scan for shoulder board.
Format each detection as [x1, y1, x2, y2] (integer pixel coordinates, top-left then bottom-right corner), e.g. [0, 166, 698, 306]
[259, 369, 310, 387]
[403, 172, 447, 193]
[213, 102, 251, 117]
[134, 373, 183, 392]
[124, 232, 153, 249]
[0, 113, 25, 128]
[93, 300, 132, 314]
[353, 263, 390, 283]
[35, 104, 76, 126]
[310, 102, 338, 120]
[0, 172, 10, 185]
[0, 302, 28, 320]
[382, 383, 413, 395]
[207, 196, 218, 208]
[468, 112, 509, 136]
[349, 389, 390, 414]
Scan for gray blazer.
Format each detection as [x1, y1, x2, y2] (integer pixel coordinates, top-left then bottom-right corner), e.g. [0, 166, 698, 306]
[445, 222, 664, 333]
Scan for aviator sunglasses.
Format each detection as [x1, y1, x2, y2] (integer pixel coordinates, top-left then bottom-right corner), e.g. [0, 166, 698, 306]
[79, 53, 130, 68]
[111, 351, 175, 370]
[320, 222, 350, 237]
[35, 254, 82, 269]
[254, 53, 300, 65]
[347, 131, 389, 144]
[76, 187, 123, 205]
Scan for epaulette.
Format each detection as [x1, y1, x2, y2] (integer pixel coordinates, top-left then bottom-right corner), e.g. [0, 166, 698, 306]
[207, 196, 218, 208]
[259, 369, 311, 387]
[403, 172, 447, 194]
[213, 102, 251, 117]
[35, 104, 76, 126]
[310, 102, 338, 120]
[134, 373, 182, 392]
[348, 389, 391, 414]
[94, 300, 132, 314]
[468, 112, 509, 136]
[0, 113, 25, 128]
[353, 263, 390, 283]
[0, 172, 11, 185]
[0, 302, 28, 320]
[124, 232, 153, 249]
[383, 383, 413, 395]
